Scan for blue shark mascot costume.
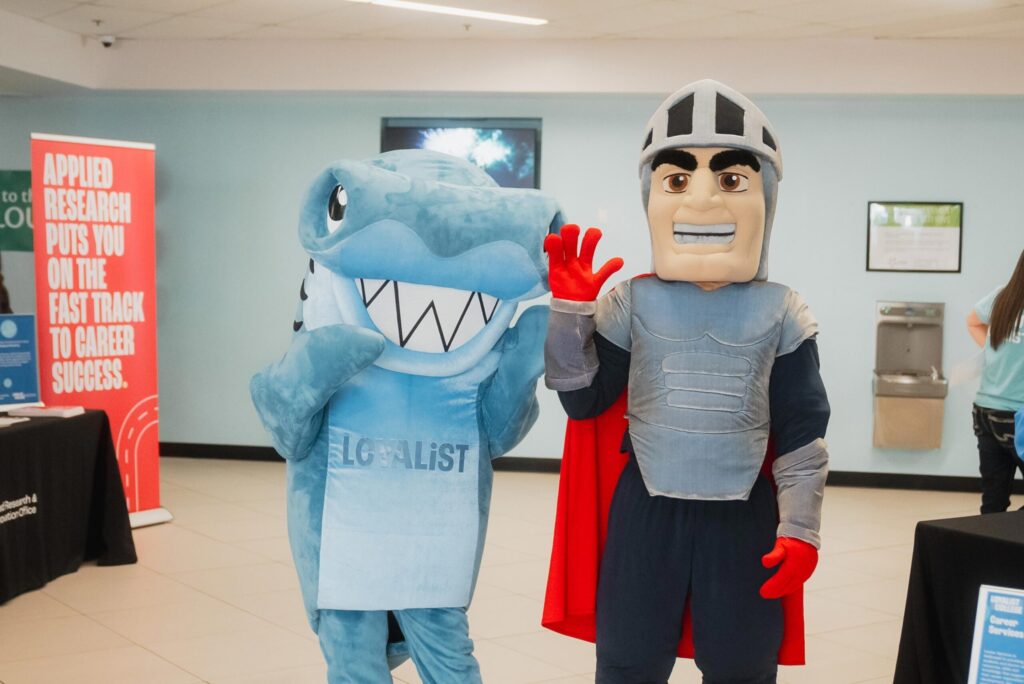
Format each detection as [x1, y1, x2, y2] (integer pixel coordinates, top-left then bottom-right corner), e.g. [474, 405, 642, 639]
[251, 150, 562, 682]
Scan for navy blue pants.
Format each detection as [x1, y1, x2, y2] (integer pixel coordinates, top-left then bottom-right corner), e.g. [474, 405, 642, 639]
[973, 404, 1023, 514]
[595, 459, 783, 684]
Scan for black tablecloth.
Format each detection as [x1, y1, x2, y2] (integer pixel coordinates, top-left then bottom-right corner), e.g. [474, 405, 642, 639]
[895, 510, 1024, 684]
[0, 410, 137, 604]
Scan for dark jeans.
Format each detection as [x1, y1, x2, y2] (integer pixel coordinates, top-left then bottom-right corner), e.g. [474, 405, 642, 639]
[973, 404, 1023, 514]
[595, 459, 781, 684]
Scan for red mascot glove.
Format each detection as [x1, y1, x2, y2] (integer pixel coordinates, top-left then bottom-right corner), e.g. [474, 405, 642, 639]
[759, 537, 818, 599]
[544, 224, 624, 302]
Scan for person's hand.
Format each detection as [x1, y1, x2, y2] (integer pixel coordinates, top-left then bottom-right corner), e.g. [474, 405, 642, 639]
[759, 537, 818, 599]
[544, 224, 623, 302]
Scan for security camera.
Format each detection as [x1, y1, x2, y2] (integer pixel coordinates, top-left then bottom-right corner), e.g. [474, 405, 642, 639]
[100, 35, 116, 48]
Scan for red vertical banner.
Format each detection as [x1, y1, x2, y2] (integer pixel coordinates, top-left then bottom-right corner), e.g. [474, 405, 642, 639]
[31, 134, 161, 517]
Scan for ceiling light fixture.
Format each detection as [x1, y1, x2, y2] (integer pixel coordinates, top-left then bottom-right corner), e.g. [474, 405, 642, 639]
[348, 0, 547, 26]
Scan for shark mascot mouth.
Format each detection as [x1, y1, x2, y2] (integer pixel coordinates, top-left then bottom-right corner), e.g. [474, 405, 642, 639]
[296, 150, 561, 376]
[251, 149, 563, 680]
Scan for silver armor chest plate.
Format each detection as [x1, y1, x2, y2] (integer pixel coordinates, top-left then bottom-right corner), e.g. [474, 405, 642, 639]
[625, 279, 799, 500]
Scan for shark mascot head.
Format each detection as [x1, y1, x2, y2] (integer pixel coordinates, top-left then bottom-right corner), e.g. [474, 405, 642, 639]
[296, 149, 562, 376]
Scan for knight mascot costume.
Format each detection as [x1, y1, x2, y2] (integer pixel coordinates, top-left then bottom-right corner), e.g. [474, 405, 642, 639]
[541, 79, 831, 684]
[251, 149, 562, 682]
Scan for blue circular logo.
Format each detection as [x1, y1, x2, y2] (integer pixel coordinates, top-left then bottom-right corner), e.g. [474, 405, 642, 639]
[0, 320, 17, 339]
[2, 379, 11, 389]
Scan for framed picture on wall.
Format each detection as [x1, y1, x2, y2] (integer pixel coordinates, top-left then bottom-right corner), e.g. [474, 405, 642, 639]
[866, 201, 963, 273]
[381, 117, 541, 189]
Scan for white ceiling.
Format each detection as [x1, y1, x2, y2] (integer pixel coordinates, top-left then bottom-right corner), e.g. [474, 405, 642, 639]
[3, 0, 1024, 41]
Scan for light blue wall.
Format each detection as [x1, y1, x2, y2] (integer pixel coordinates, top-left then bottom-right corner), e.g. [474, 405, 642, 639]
[0, 91, 1020, 477]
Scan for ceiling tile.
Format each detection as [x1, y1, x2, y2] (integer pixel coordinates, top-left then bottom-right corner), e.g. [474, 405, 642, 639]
[548, 0, 731, 35]
[0, 0, 82, 19]
[841, 2, 1024, 37]
[608, 10, 808, 39]
[120, 14, 259, 38]
[193, 0, 345, 25]
[701, 0, 815, 11]
[279, 4, 410, 37]
[43, 3, 171, 35]
[93, 0, 225, 13]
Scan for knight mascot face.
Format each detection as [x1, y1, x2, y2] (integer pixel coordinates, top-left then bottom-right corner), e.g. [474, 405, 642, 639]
[251, 149, 562, 681]
[638, 79, 783, 285]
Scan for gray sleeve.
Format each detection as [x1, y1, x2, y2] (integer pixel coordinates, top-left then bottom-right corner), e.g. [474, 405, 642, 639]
[543, 281, 631, 392]
[544, 298, 600, 391]
[773, 437, 829, 548]
[778, 289, 819, 356]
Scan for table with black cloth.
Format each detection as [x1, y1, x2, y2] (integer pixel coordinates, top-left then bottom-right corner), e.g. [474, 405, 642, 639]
[0, 410, 137, 604]
[895, 510, 1024, 684]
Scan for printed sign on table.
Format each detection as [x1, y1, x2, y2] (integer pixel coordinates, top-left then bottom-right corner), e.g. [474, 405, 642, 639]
[969, 584, 1024, 683]
[0, 314, 40, 410]
[30, 134, 160, 515]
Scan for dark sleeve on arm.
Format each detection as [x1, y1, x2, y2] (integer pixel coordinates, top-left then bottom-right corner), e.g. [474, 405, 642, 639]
[557, 333, 631, 420]
[769, 337, 830, 455]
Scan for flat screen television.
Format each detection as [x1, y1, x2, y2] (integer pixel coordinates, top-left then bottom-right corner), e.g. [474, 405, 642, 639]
[380, 117, 541, 189]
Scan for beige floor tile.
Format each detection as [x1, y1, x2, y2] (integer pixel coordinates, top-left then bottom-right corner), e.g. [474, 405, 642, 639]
[0, 645, 203, 684]
[816, 619, 903, 660]
[804, 560, 885, 592]
[210, 662, 328, 684]
[235, 535, 294, 563]
[491, 629, 597, 674]
[89, 593, 277, 647]
[0, 614, 130, 663]
[824, 545, 914, 580]
[480, 541, 543, 568]
[804, 593, 897, 635]
[0, 587, 78, 621]
[183, 512, 288, 543]
[222, 588, 314, 638]
[490, 533, 555, 557]
[132, 523, 270, 574]
[467, 594, 545, 639]
[667, 658, 703, 683]
[479, 559, 551, 599]
[474, 638, 576, 683]
[810, 577, 909, 617]
[41, 564, 204, 614]
[145, 623, 323, 680]
[163, 501, 264, 528]
[170, 561, 299, 599]
[471, 580, 516, 601]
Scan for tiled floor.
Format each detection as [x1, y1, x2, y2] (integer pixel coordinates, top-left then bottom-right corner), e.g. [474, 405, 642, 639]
[0, 457, 1009, 684]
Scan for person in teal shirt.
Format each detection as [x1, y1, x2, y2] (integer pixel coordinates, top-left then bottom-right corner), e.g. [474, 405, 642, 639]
[967, 248, 1024, 513]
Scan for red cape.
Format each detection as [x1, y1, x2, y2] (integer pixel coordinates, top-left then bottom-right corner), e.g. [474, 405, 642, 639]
[541, 393, 806, 665]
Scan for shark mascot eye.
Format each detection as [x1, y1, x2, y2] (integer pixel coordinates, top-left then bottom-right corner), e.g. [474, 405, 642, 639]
[251, 149, 563, 680]
[326, 184, 347, 233]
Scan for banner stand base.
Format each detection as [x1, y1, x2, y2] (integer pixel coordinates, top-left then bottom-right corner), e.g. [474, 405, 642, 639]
[129, 507, 173, 529]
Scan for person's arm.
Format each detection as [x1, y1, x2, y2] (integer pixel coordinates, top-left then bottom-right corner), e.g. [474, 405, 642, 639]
[542, 225, 626, 418]
[760, 337, 830, 599]
[967, 310, 988, 347]
[556, 333, 630, 419]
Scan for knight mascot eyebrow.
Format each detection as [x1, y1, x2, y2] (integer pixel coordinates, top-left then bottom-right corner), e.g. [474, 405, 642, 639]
[649, 149, 761, 173]
[709, 149, 761, 173]
[651, 149, 697, 171]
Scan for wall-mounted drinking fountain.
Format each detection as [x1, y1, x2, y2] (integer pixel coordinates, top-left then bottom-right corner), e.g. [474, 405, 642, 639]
[872, 301, 947, 449]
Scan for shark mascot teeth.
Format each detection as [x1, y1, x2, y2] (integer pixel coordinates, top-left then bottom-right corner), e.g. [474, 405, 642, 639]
[251, 149, 562, 683]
